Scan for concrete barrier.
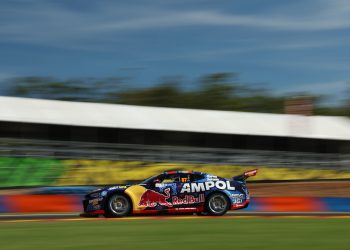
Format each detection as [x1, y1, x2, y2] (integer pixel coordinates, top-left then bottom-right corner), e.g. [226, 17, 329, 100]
[3, 195, 82, 213]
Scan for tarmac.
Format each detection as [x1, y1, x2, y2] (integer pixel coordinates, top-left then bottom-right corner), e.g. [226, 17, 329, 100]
[2, 211, 350, 222]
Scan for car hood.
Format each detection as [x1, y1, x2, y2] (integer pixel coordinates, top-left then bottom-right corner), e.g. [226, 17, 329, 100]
[103, 184, 132, 192]
[90, 184, 131, 194]
[86, 184, 132, 197]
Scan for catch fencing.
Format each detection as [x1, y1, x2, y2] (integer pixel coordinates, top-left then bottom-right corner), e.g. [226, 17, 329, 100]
[0, 138, 349, 170]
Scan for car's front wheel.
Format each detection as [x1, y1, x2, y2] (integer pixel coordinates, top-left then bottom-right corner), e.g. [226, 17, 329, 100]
[205, 193, 229, 216]
[104, 194, 131, 218]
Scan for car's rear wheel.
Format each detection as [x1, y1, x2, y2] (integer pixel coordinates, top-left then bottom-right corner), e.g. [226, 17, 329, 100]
[104, 194, 131, 218]
[205, 193, 229, 216]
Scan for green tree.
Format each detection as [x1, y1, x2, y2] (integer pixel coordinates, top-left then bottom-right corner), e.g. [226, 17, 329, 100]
[3, 73, 350, 117]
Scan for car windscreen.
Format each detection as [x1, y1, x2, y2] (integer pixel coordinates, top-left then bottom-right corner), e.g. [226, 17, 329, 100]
[139, 175, 158, 185]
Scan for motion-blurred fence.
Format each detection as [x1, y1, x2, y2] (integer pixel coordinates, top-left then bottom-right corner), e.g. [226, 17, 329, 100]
[1, 138, 350, 170]
[1, 138, 350, 187]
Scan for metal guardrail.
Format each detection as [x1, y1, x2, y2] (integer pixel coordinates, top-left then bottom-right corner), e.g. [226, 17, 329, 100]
[0, 138, 350, 170]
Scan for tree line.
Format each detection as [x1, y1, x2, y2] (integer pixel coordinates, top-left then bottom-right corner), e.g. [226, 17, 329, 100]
[3, 73, 349, 116]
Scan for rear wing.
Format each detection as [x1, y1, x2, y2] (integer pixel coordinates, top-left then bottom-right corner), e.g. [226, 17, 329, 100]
[233, 169, 258, 181]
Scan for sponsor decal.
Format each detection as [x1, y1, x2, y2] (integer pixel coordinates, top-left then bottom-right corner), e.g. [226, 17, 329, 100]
[138, 188, 205, 208]
[89, 198, 103, 205]
[180, 181, 235, 193]
[139, 188, 173, 207]
[108, 186, 127, 191]
[172, 194, 204, 205]
[244, 169, 257, 177]
[206, 175, 219, 181]
[156, 183, 178, 195]
[231, 194, 245, 204]
[172, 207, 198, 211]
[231, 194, 245, 198]
[232, 198, 243, 204]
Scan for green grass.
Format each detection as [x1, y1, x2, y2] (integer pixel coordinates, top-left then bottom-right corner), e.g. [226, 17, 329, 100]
[1, 218, 350, 250]
[0, 157, 64, 187]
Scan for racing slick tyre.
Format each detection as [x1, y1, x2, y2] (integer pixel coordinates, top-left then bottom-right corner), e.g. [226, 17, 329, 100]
[205, 192, 230, 216]
[104, 194, 132, 218]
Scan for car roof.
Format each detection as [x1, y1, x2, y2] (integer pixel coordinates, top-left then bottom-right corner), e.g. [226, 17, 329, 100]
[162, 170, 203, 175]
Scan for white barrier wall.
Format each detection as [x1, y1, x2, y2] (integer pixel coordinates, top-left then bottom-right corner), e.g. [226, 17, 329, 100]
[1, 96, 350, 140]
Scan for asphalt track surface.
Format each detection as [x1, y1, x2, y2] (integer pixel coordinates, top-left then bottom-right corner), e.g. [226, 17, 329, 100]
[1, 211, 350, 222]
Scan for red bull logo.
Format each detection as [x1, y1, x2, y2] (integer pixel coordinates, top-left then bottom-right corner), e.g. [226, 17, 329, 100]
[172, 194, 204, 205]
[138, 188, 173, 207]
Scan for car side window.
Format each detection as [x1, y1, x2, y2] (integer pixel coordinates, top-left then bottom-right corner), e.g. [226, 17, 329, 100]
[192, 174, 205, 181]
[179, 173, 191, 182]
[161, 174, 191, 183]
[161, 174, 180, 183]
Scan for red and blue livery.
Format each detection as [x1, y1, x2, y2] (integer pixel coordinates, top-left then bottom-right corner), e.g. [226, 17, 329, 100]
[82, 169, 257, 217]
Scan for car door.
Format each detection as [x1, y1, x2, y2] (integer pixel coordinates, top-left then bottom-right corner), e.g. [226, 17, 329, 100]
[156, 173, 197, 211]
[167, 173, 205, 211]
[148, 173, 179, 210]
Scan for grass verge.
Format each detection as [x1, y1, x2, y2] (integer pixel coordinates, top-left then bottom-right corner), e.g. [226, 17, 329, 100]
[1, 217, 350, 250]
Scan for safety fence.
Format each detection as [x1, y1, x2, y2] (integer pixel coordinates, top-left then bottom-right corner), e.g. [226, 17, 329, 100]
[1, 138, 350, 170]
[1, 157, 350, 187]
[0, 195, 349, 213]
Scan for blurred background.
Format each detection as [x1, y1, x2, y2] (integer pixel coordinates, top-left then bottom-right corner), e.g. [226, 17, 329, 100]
[0, 0, 350, 214]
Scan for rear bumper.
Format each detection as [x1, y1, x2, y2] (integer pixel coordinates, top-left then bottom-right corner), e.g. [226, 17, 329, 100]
[231, 200, 250, 210]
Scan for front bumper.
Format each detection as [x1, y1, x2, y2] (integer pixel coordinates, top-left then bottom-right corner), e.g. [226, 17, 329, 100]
[83, 197, 105, 214]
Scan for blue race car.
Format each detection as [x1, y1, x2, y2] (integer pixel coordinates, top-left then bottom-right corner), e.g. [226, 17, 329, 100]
[82, 169, 257, 217]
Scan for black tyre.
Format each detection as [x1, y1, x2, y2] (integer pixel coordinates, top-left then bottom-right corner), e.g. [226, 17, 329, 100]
[205, 193, 230, 216]
[104, 194, 132, 218]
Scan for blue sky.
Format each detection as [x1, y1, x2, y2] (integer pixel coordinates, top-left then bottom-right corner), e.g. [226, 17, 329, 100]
[0, 0, 350, 104]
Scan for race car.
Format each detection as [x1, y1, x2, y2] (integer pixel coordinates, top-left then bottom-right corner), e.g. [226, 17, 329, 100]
[82, 169, 257, 217]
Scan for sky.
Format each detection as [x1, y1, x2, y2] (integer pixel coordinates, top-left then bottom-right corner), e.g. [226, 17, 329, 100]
[0, 0, 350, 104]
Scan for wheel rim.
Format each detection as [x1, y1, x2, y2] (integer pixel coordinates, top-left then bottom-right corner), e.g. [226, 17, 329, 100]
[110, 195, 129, 215]
[208, 194, 227, 214]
